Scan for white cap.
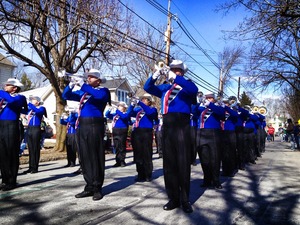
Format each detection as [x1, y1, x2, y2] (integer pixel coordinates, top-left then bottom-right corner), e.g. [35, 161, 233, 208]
[140, 93, 153, 102]
[84, 68, 106, 83]
[169, 60, 188, 73]
[117, 101, 128, 108]
[4, 78, 24, 91]
[204, 92, 215, 99]
[29, 96, 43, 105]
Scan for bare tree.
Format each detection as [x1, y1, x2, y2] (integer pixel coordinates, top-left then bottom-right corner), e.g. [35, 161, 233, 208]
[285, 89, 300, 122]
[218, 0, 300, 93]
[0, 0, 134, 151]
[218, 45, 244, 97]
[104, 24, 167, 111]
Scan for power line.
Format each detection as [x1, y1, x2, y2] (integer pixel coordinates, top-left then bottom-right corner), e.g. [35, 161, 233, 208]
[172, 0, 218, 56]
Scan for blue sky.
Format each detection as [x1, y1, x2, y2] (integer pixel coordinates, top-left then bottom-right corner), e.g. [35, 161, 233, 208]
[123, 0, 246, 96]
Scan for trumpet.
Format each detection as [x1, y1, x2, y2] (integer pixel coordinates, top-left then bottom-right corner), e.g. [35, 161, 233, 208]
[154, 59, 170, 76]
[58, 69, 85, 80]
[64, 105, 79, 113]
[228, 96, 238, 108]
[127, 92, 139, 101]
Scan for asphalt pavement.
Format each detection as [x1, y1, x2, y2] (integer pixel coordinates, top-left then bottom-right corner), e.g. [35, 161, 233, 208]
[1, 138, 300, 225]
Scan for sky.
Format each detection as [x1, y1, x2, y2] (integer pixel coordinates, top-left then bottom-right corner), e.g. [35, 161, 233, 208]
[123, 0, 247, 98]
[2, 0, 266, 101]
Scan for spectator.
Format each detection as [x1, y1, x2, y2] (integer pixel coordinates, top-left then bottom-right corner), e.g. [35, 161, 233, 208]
[285, 119, 295, 150]
[267, 124, 275, 142]
[293, 122, 300, 150]
[278, 124, 284, 142]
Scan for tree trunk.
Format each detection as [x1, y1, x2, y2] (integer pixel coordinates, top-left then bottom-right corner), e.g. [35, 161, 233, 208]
[53, 93, 67, 152]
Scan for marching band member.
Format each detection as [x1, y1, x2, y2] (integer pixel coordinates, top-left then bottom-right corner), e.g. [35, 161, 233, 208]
[220, 99, 238, 177]
[254, 113, 263, 158]
[62, 68, 111, 201]
[256, 113, 266, 155]
[0, 78, 27, 191]
[130, 93, 158, 182]
[144, 59, 198, 213]
[105, 101, 133, 167]
[60, 108, 78, 167]
[196, 92, 225, 189]
[234, 104, 247, 170]
[190, 91, 202, 166]
[239, 105, 258, 165]
[154, 112, 163, 158]
[23, 96, 47, 174]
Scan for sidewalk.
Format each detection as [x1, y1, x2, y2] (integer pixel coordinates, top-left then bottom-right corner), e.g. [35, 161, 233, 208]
[1, 139, 300, 225]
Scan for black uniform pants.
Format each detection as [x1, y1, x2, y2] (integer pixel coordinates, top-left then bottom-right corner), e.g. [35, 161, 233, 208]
[131, 128, 153, 179]
[221, 130, 237, 175]
[78, 117, 105, 192]
[162, 113, 191, 203]
[66, 133, 77, 165]
[27, 126, 41, 171]
[0, 120, 20, 185]
[190, 126, 197, 163]
[155, 129, 163, 157]
[112, 127, 128, 164]
[243, 128, 255, 162]
[235, 126, 245, 169]
[197, 128, 221, 186]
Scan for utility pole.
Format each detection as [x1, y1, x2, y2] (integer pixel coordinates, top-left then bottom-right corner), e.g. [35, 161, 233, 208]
[238, 77, 241, 100]
[218, 60, 224, 98]
[165, 0, 172, 65]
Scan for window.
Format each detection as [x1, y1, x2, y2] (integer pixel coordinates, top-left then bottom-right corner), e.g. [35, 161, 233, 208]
[117, 90, 129, 104]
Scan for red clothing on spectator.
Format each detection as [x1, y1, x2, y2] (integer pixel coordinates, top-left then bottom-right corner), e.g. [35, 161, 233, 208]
[268, 127, 275, 135]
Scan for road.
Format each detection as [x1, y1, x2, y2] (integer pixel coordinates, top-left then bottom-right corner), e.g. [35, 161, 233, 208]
[1, 139, 300, 225]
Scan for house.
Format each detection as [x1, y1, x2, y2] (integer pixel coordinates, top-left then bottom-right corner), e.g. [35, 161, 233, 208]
[105, 78, 135, 106]
[0, 53, 16, 83]
[20, 78, 135, 134]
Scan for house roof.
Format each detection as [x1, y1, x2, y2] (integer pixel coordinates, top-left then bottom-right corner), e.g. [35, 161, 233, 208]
[103, 78, 127, 89]
[0, 53, 16, 67]
[20, 85, 53, 101]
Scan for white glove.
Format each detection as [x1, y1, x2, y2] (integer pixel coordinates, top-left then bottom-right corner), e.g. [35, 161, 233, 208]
[61, 113, 68, 120]
[168, 70, 176, 82]
[68, 77, 76, 88]
[221, 103, 226, 108]
[152, 70, 161, 80]
[75, 77, 85, 87]
[131, 99, 139, 106]
[204, 100, 210, 107]
[111, 108, 117, 114]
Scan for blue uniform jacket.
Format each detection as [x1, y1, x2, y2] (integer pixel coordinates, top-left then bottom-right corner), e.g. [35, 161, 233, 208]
[0, 91, 27, 120]
[27, 103, 47, 126]
[131, 101, 158, 129]
[60, 112, 77, 134]
[62, 84, 110, 118]
[144, 75, 198, 115]
[105, 105, 134, 128]
[223, 106, 238, 131]
[198, 102, 225, 129]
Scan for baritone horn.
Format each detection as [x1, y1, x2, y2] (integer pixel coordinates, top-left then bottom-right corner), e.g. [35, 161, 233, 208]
[252, 106, 259, 113]
[258, 106, 268, 116]
[252, 105, 268, 116]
